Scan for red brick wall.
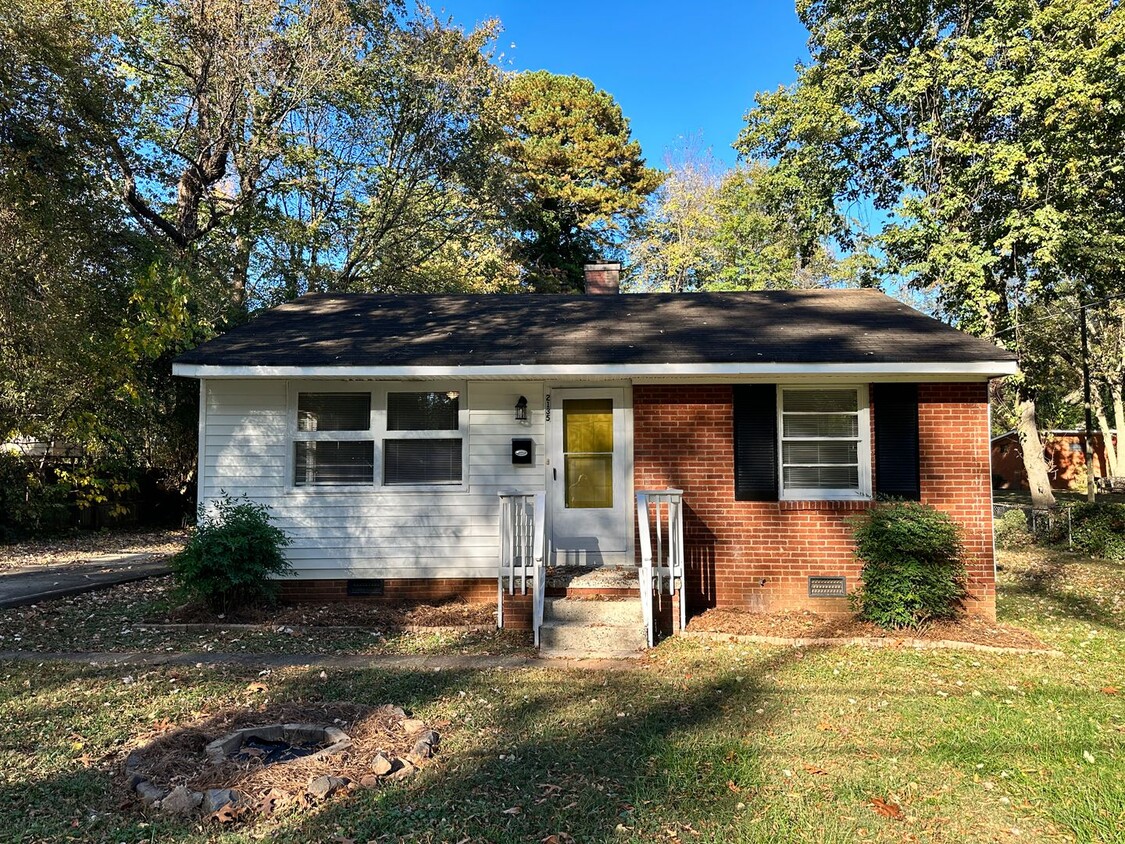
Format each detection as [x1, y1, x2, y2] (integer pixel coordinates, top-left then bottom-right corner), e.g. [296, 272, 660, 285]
[280, 578, 496, 604]
[632, 382, 996, 619]
[917, 382, 995, 615]
[278, 578, 532, 629]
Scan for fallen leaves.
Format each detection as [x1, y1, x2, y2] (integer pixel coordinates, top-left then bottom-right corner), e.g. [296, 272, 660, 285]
[1102, 686, 1119, 695]
[867, 796, 904, 820]
[246, 681, 269, 693]
[803, 764, 828, 776]
[256, 787, 290, 816]
[209, 803, 240, 824]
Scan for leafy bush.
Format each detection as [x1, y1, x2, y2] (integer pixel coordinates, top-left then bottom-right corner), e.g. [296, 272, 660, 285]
[172, 494, 293, 613]
[994, 508, 1034, 550]
[0, 453, 73, 542]
[1069, 502, 1125, 561]
[849, 502, 966, 629]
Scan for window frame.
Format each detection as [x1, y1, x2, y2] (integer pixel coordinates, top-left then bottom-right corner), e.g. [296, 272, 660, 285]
[381, 385, 467, 488]
[291, 386, 376, 488]
[776, 384, 871, 501]
[287, 381, 468, 492]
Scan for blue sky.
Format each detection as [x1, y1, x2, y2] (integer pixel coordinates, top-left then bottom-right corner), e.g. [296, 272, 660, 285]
[437, 1, 811, 169]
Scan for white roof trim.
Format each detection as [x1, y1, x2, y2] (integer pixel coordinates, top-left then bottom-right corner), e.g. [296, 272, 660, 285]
[174, 360, 1018, 379]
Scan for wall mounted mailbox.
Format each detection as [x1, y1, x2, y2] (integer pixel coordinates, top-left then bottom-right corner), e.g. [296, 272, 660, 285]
[511, 438, 533, 465]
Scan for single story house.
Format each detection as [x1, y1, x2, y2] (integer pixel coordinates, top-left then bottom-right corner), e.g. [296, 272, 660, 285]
[173, 264, 1017, 648]
[991, 430, 1119, 491]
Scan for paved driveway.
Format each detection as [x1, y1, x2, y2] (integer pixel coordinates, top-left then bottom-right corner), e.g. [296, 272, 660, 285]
[0, 554, 172, 609]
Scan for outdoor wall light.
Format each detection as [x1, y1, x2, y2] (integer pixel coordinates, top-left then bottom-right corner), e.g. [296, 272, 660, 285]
[514, 395, 528, 421]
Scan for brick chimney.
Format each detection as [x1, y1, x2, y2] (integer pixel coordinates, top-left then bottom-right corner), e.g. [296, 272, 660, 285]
[583, 262, 621, 295]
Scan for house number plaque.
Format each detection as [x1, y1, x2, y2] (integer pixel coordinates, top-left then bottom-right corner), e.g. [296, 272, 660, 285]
[544, 393, 551, 421]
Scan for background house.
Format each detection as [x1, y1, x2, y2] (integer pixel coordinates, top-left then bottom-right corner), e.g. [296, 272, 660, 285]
[991, 430, 1119, 491]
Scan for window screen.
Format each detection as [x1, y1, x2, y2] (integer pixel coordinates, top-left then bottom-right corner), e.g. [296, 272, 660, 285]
[387, 392, 459, 431]
[384, 439, 463, 485]
[294, 441, 375, 485]
[780, 388, 863, 495]
[298, 393, 371, 432]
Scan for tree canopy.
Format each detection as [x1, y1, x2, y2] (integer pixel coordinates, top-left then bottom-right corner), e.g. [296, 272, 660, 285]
[0, 0, 664, 511]
[628, 150, 853, 292]
[489, 70, 663, 292]
[737, 0, 1125, 505]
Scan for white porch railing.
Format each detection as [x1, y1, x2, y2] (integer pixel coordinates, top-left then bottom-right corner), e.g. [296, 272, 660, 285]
[636, 489, 685, 647]
[497, 491, 547, 646]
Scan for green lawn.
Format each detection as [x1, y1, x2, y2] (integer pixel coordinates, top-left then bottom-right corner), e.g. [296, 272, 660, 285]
[1, 547, 1122, 843]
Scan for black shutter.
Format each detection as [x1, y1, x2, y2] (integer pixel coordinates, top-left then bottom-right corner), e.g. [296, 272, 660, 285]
[873, 383, 920, 500]
[733, 385, 778, 501]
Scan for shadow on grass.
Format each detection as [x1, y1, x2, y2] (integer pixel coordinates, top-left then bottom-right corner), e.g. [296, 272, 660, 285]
[0, 644, 817, 843]
[258, 646, 821, 843]
[1001, 553, 1123, 630]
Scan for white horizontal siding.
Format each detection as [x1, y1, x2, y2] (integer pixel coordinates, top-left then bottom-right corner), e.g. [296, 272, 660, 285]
[200, 379, 545, 580]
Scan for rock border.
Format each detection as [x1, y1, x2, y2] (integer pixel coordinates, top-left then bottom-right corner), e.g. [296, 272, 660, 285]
[680, 630, 1064, 656]
[203, 723, 352, 765]
[124, 709, 440, 820]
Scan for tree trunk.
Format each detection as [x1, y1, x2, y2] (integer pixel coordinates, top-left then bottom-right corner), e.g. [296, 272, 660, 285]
[1016, 395, 1056, 508]
[1110, 381, 1124, 479]
[1092, 386, 1118, 478]
[230, 232, 251, 320]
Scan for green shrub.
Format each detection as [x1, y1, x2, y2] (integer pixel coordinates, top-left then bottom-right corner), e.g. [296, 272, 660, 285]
[994, 508, 1033, 550]
[0, 453, 73, 542]
[1069, 502, 1125, 561]
[849, 501, 966, 629]
[172, 493, 293, 613]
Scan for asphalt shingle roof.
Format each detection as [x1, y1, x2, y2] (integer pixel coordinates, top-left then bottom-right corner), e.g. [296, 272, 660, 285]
[175, 290, 1016, 367]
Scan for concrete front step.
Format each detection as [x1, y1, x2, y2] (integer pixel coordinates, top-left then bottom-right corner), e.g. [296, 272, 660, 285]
[539, 596, 647, 657]
[538, 621, 647, 657]
[544, 596, 644, 625]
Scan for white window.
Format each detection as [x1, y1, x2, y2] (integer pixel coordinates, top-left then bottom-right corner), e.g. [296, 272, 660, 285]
[382, 390, 463, 485]
[290, 385, 465, 489]
[293, 392, 375, 486]
[778, 386, 870, 499]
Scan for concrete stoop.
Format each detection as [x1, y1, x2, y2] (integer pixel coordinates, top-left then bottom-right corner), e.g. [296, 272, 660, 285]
[539, 596, 647, 659]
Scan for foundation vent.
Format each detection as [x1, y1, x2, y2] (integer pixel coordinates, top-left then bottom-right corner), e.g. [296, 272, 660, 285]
[808, 576, 846, 598]
[346, 578, 385, 597]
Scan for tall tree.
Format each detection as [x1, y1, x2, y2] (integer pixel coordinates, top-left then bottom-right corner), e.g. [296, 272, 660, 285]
[109, 0, 506, 315]
[489, 71, 663, 292]
[629, 152, 849, 292]
[0, 0, 206, 496]
[628, 149, 723, 292]
[738, 0, 1125, 508]
[0, 0, 515, 500]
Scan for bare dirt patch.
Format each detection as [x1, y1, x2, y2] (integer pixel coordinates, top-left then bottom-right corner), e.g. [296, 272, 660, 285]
[122, 700, 440, 824]
[0, 529, 187, 571]
[686, 608, 1047, 650]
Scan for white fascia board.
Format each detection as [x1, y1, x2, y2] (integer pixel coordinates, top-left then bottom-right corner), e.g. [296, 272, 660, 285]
[173, 360, 1019, 379]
